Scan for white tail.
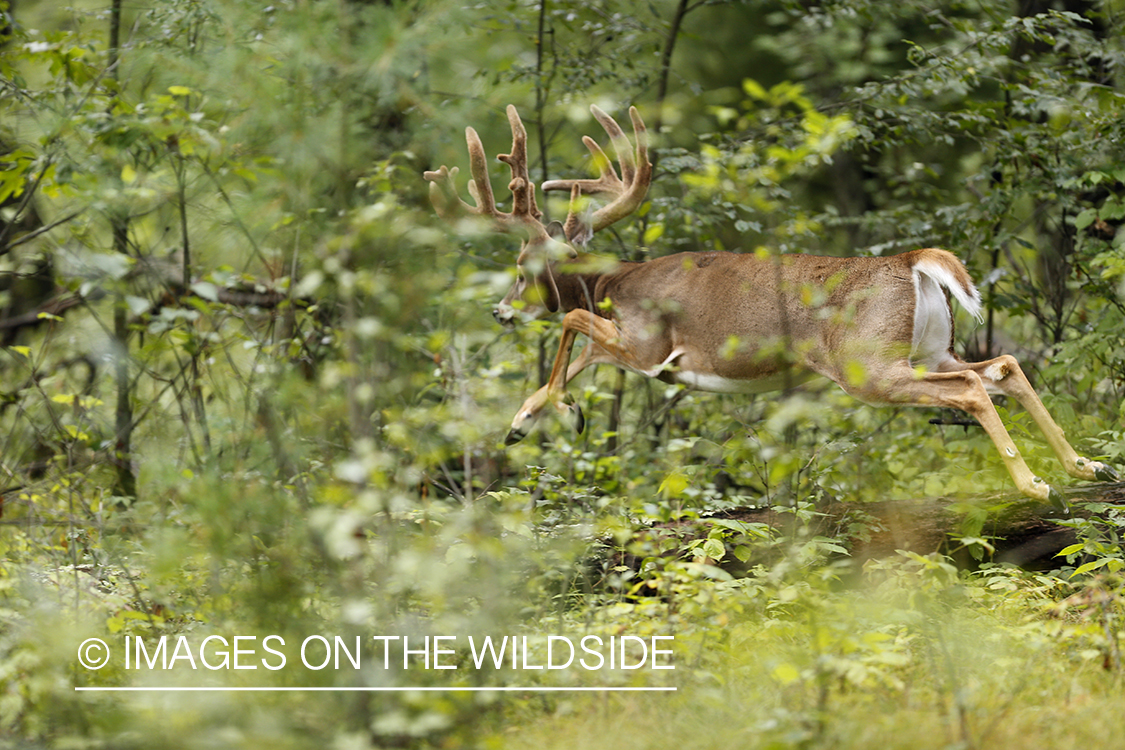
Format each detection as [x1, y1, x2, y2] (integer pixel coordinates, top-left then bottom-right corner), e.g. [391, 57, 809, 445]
[914, 255, 983, 322]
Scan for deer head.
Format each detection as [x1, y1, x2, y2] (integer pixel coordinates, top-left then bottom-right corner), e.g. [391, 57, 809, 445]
[424, 104, 651, 326]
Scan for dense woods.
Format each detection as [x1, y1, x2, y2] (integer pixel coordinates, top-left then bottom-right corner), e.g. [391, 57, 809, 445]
[1, 0, 1125, 747]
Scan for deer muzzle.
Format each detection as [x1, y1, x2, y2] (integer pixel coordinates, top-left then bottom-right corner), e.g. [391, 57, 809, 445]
[492, 301, 517, 327]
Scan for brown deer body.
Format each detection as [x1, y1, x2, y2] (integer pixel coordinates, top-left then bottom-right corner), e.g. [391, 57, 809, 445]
[425, 104, 1117, 507]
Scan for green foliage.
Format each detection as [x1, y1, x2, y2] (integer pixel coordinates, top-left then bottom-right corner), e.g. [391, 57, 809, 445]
[1056, 503, 1125, 577]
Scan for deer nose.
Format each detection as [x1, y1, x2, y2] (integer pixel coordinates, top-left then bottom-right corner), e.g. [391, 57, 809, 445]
[493, 304, 516, 327]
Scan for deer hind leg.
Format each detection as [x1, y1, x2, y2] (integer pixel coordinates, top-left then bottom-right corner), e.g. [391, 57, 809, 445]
[505, 310, 630, 445]
[940, 355, 1118, 484]
[841, 364, 1065, 506]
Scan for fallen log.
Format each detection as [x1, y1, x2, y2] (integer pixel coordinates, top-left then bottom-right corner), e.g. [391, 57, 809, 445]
[665, 481, 1125, 571]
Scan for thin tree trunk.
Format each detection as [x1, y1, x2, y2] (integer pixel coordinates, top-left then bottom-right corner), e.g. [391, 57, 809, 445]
[108, 0, 135, 501]
[606, 0, 692, 454]
[112, 220, 135, 500]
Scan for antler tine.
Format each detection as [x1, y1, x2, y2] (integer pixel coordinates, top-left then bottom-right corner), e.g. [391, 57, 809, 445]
[421, 124, 497, 221]
[464, 126, 498, 215]
[496, 105, 543, 225]
[542, 105, 652, 236]
[422, 165, 462, 221]
[590, 104, 637, 186]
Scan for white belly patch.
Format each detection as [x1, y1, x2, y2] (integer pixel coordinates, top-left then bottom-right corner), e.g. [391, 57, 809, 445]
[673, 368, 819, 394]
[641, 347, 818, 394]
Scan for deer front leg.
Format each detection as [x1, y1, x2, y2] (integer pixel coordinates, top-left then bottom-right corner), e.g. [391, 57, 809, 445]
[943, 356, 1119, 484]
[505, 336, 587, 445]
[506, 310, 635, 444]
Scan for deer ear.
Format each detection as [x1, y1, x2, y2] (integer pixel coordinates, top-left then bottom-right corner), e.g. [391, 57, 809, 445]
[563, 217, 593, 247]
[559, 185, 594, 247]
[542, 262, 561, 313]
[546, 220, 566, 240]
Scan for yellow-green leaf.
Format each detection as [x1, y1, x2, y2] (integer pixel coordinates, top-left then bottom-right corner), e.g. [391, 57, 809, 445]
[742, 78, 767, 100]
[844, 360, 869, 388]
[658, 470, 689, 499]
[701, 538, 726, 561]
[771, 663, 801, 685]
[1072, 558, 1115, 577]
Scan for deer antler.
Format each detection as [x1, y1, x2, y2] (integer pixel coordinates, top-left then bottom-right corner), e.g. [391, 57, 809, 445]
[423, 105, 547, 241]
[424, 104, 650, 248]
[542, 105, 652, 244]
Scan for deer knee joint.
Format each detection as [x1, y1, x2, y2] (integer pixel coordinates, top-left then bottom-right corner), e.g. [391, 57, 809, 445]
[984, 361, 1010, 382]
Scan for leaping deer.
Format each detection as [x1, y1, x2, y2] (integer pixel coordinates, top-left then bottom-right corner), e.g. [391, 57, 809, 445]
[424, 103, 1117, 507]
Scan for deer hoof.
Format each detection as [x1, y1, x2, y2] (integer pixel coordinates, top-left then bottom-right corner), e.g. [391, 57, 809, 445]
[1094, 463, 1120, 483]
[550, 393, 585, 436]
[571, 403, 585, 435]
[505, 410, 535, 445]
[1048, 486, 1069, 514]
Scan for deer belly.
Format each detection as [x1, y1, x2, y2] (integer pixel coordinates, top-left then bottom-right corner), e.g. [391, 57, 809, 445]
[672, 368, 818, 394]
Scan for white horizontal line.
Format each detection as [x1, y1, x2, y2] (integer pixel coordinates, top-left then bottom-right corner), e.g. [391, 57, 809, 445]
[74, 686, 676, 693]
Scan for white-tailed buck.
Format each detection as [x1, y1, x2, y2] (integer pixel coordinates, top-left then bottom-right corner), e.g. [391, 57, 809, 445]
[424, 104, 1117, 508]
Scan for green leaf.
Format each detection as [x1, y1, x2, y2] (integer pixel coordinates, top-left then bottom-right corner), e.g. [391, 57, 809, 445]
[1074, 209, 1096, 232]
[126, 295, 152, 315]
[658, 470, 689, 499]
[1071, 557, 1115, 577]
[742, 78, 767, 100]
[700, 537, 726, 561]
[191, 281, 221, 302]
[1100, 198, 1125, 222]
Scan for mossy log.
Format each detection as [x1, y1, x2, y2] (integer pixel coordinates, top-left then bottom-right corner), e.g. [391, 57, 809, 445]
[674, 481, 1125, 571]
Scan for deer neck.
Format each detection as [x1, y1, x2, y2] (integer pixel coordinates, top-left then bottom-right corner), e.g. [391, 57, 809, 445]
[549, 255, 610, 315]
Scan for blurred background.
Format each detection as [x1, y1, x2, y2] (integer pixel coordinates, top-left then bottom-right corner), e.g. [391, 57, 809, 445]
[1, 0, 1124, 747]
